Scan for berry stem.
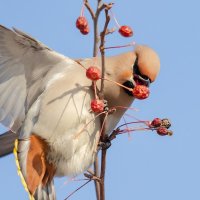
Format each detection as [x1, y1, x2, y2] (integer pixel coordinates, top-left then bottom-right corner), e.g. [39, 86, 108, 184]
[117, 127, 152, 134]
[116, 121, 149, 130]
[124, 114, 152, 127]
[104, 41, 136, 50]
[93, 81, 99, 100]
[102, 78, 133, 92]
[74, 60, 87, 70]
[73, 111, 107, 139]
[123, 116, 132, 140]
[80, 2, 85, 16]
[110, 10, 121, 28]
[112, 105, 138, 111]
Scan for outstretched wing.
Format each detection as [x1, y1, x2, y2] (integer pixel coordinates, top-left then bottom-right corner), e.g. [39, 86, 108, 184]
[0, 25, 66, 132]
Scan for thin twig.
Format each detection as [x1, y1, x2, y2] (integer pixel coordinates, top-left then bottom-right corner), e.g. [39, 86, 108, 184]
[94, 155, 100, 200]
[64, 180, 91, 200]
[99, 114, 108, 200]
[84, 1, 104, 199]
[84, 0, 95, 19]
[84, 2, 113, 200]
[99, 8, 111, 96]
[85, 0, 109, 200]
[98, 6, 113, 200]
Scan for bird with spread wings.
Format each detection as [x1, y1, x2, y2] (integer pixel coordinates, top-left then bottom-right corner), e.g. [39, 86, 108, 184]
[0, 25, 160, 200]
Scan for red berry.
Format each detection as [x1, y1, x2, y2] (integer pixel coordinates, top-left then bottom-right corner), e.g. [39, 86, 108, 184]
[132, 85, 150, 100]
[80, 25, 90, 35]
[91, 99, 104, 113]
[151, 118, 162, 127]
[86, 66, 101, 81]
[156, 127, 168, 136]
[118, 26, 133, 37]
[76, 16, 88, 30]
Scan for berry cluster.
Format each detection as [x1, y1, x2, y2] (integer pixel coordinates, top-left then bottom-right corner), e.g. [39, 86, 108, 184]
[75, 5, 139, 113]
[76, 5, 133, 38]
[75, 5, 160, 117]
[85, 66, 105, 113]
[150, 118, 173, 136]
[111, 117, 173, 139]
[85, 66, 152, 113]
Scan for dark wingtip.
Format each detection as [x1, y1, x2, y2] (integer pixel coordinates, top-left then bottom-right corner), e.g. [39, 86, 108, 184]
[0, 131, 19, 157]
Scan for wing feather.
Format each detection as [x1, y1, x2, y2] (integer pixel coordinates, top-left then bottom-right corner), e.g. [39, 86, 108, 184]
[0, 25, 66, 131]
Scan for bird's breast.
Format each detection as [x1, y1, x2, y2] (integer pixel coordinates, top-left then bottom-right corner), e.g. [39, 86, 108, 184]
[32, 70, 101, 176]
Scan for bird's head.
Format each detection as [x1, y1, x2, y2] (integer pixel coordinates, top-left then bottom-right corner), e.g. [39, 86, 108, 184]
[79, 45, 160, 107]
[101, 45, 160, 106]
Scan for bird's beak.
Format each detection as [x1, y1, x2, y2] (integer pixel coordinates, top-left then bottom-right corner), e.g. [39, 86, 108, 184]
[122, 74, 151, 97]
[122, 57, 152, 97]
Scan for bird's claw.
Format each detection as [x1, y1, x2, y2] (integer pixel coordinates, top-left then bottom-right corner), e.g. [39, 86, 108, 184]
[98, 138, 111, 150]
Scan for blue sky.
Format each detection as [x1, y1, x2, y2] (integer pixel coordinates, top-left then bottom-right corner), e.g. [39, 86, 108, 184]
[0, 0, 200, 199]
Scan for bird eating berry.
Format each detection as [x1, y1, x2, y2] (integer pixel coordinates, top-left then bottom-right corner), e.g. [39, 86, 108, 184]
[0, 24, 161, 200]
[132, 85, 150, 100]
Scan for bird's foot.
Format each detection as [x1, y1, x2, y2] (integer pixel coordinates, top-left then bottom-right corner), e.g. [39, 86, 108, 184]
[98, 138, 111, 150]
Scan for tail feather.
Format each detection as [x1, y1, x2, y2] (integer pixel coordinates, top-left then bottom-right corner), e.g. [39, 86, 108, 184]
[0, 131, 19, 157]
[34, 181, 56, 200]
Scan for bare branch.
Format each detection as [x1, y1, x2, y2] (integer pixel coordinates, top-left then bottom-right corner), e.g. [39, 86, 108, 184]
[99, 9, 111, 96]
[84, 2, 114, 200]
[84, 0, 95, 19]
[97, 6, 114, 200]
[105, 27, 116, 35]
[99, 149, 107, 200]
[94, 156, 101, 200]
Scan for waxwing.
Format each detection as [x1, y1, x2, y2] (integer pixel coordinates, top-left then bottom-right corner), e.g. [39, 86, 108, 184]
[0, 25, 160, 200]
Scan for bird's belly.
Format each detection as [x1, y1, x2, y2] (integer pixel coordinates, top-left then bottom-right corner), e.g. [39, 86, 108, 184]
[44, 114, 100, 176]
[32, 80, 101, 176]
[52, 132, 99, 176]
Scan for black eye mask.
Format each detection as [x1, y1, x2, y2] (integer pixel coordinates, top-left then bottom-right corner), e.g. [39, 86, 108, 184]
[133, 57, 151, 87]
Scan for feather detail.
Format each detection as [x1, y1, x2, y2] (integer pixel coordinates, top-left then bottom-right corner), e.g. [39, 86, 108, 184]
[26, 135, 56, 195]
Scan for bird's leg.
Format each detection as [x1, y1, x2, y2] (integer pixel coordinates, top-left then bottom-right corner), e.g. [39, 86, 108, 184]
[98, 107, 116, 150]
[98, 135, 111, 150]
[103, 99, 109, 112]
